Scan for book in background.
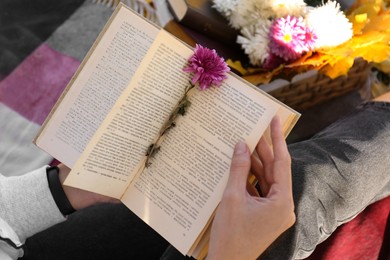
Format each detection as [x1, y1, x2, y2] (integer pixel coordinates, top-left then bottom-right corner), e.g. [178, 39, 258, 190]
[167, 0, 239, 47]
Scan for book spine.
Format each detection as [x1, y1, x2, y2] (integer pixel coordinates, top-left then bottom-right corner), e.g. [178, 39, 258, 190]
[181, 9, 238, 44]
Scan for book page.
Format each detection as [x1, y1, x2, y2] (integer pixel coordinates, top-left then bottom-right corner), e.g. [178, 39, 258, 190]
[64, 29, 193, 198]
[35, 5, 160, 168]
[120, 30, 283, 254]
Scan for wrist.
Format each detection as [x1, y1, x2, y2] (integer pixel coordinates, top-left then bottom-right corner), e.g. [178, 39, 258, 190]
[46, 165, 76, 215]
[57, 164, 109, 210]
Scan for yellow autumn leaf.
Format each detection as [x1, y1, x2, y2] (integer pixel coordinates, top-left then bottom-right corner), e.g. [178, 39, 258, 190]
[353, 35, 390, 63]
[352, 41, 390, 63]
[348, 0, 384, 15]
[226, 59, 248, 76]
[351, 13, 368, 35]
[347, 0, 384, 34]
[287, 52, 329, 69]
[321, 57, 355, 79]
[318, 29, 390, 63]
[362, 10, 390, 33]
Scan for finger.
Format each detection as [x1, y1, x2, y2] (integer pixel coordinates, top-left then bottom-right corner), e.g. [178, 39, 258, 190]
[256, 135, 274, 170]
[256, 134, 275, 187]
[270, 116, 292, 192]
[250, 154, 270, 196]
[250, 152, 263, 180]
[225, 141, 251, 195]
[271, 116, 289, 160]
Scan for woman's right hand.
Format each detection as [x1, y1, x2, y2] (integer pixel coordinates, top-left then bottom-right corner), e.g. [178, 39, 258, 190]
[207, 116, 295, 260]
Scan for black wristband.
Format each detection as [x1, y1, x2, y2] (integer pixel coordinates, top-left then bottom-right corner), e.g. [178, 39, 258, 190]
[46, 166, 76, 216]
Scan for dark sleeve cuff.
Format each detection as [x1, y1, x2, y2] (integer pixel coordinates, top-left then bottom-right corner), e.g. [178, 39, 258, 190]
[46, 166, 75, 216]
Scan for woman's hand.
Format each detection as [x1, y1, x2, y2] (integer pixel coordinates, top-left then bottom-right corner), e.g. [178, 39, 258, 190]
[207, 116, 295, 260]
[57, 164, 120, 210]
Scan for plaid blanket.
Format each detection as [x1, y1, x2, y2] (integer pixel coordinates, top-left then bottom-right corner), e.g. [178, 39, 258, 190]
[0, 1, 388, 259]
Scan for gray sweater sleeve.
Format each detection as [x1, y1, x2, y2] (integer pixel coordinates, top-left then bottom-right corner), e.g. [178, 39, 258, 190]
[0, 166, 66, 242]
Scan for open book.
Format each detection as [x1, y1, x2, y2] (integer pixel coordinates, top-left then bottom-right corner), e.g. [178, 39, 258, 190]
[34, 3, 300, 259]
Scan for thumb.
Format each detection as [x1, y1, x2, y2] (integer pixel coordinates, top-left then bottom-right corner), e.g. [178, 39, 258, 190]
[225, 141, 251, 194]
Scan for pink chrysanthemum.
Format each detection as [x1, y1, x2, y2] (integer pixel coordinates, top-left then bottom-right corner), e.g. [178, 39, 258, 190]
[304, 26, 317, 51]
[269, 15, 316, 61]
[184, 44, 230, 90]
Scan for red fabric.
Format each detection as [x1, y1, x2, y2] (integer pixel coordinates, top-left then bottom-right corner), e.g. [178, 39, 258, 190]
[308, 196, 390, 259]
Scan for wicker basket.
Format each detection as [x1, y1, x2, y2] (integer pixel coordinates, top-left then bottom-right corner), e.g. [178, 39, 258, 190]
[259, 58, 372, 111]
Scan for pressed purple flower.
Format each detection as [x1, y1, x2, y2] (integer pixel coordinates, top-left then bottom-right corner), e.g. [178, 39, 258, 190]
[268, 15, 316, 61]
[184, 44, 230, 90]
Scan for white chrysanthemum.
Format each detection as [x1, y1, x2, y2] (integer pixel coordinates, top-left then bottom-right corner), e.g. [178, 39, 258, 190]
[229, 0, 273, 29]
[252, 1, 275, 19]
[270, 0, 307, 18]
[237, 20, 272, 65]
[212, 0, 239, 19]
[305, 0, 353, 48]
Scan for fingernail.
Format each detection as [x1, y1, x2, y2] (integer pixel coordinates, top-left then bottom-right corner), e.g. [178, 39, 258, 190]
[235, 141, 247, 155]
